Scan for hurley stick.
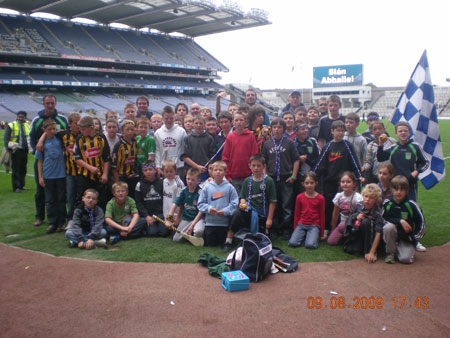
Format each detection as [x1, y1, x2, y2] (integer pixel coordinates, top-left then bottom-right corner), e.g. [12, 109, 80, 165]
[152, 215, 204, 247]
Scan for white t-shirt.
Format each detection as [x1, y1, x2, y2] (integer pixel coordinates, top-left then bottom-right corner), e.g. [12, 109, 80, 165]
[163, 176, 185, 219]
[332, 191, 363, 224]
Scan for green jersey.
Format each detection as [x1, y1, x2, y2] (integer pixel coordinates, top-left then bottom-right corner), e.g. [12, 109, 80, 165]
[136, 135, 156, 166]
[240, 176, 277, 215]
[105, 196, 138, 224]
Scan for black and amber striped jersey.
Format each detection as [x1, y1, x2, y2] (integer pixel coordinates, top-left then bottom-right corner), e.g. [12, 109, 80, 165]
[74, 132, 110, 181]
[56, 130, 79, 176]
[112, 137, 137, 177]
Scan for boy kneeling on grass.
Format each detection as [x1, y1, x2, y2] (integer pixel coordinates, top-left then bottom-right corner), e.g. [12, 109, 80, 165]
[166, 167, 205, 242]
[105, 181, 147, 244]
[65, 188, 107, 249]
[382, 176, 425, 264]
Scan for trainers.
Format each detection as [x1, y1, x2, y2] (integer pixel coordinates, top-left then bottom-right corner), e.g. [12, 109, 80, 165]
[385, 253, 395, 264]
[46, 225, 57, 234]
[109, 235, 120, 245]
[56, 224, 65, 232]
[95, 238, 107, 248]
[33, 218, 43, 227]
[222, 243, 232, 252]
[415, 242, 427, 252]
[14, 188, 22, 193]
[69, 240, 77, 248]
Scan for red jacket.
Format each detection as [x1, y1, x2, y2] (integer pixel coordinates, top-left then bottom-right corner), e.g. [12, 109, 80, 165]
[222, 129, 258, 180]
[293, 193, 325, 237]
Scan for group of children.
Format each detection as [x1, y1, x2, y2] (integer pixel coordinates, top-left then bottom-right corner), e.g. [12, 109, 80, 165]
[33, 95, 430, 265]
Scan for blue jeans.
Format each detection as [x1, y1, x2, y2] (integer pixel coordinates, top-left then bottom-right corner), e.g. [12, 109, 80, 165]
[65, 228, 107, 243]
[146, 213, 170, 237]
[66, 175, 77, 221]
[44, 177, 67, 226]
[105, 217, 147, 240]
[288, 224, 320, 249]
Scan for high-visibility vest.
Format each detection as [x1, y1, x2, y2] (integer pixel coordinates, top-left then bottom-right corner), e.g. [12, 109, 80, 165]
[8, 121, 30, 143]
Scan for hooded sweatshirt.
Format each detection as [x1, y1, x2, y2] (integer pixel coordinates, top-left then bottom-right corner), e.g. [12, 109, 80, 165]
[222, 128, 258, 180]
[197, 179, 238, 227]
[154, 124, 186, 169]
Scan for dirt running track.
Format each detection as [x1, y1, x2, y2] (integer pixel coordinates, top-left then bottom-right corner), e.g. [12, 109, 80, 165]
[1, 242, 449, 338]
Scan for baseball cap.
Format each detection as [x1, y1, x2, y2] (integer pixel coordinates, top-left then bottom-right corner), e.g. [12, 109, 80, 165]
[289, 90, 301, 96]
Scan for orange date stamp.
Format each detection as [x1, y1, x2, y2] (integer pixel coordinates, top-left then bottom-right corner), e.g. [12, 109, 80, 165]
[307, 296, 429, 310]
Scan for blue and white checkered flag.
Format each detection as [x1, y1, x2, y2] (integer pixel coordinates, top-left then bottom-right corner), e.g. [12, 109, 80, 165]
[391, 50, 445, 189]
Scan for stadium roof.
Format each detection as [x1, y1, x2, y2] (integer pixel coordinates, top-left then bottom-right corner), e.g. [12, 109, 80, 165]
[0, 0, 271, 37]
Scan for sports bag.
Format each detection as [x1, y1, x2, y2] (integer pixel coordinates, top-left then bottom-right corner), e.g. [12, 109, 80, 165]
[230, 232, 273, 282]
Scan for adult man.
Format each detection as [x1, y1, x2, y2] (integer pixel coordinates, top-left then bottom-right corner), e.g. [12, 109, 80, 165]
[282, 90, 305, 113]
[4, 111, 29, 192]
[245, 88, 270, 126]
[245, 89, 257, 106]
[190, 102, 201, 116]
[29, 95, 68, 227]
[317, 95, 346, 149]
[136, 96, 153, 119]
[318, 97, 329, 117]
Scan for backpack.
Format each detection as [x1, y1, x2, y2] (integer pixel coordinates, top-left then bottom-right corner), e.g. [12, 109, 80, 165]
[230, 232, 273, 282]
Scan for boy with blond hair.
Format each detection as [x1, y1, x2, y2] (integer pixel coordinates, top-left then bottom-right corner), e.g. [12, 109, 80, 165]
[345, 184, 383, 263]
[162, 160, 185, 221]
[105, 181, 146, 243]
[150, 113, 162, 136]
[198, 161, 238, 248]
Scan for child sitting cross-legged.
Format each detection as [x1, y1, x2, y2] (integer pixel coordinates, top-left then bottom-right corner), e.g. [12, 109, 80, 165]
[166, 168, 205, 242]
[382, 175, 425, 264]
[223, 154, 277, 251]
[104, 181, 147, 244]
[288, 172, 325, 249]
[197, 161, 238, 249]
[65, 188, 107, 249]
[344, 184, 384, 263]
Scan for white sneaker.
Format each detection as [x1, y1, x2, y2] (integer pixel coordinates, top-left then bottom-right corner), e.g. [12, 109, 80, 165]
[94, 238, 107, 248]
[415, 242, 427, 252]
